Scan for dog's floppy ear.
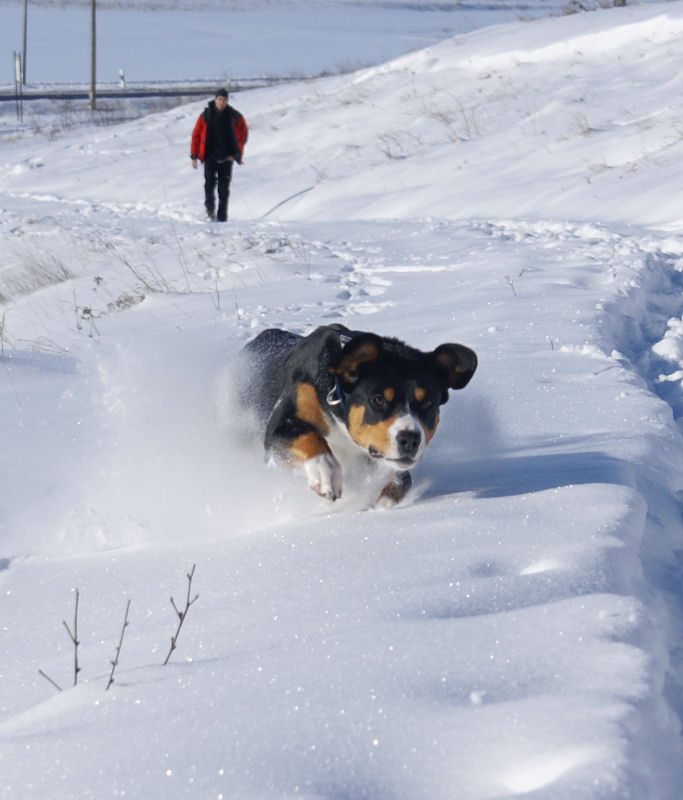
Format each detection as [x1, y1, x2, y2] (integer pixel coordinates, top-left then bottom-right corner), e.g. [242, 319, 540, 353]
[430, 343, 478, 393]
[332, 333, 383, 384]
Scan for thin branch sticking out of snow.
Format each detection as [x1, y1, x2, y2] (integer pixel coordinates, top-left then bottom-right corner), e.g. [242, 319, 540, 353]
[163, 564, 199, 666]
[62, 588, 81, 688]
[106, 598, 131, 691]
[38, 588, 80, 693]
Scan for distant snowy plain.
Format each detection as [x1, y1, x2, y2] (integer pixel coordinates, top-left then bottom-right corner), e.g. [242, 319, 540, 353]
[3, 1, 683, 798]
[0, 0, 567, 86]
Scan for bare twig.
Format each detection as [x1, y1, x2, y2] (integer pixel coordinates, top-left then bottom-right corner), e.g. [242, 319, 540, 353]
[505, 275, 517, 297]
[38, 668, 63, 692]
[38, 588, 80, 693]
[163, 564, 198, 665]
[0, 311, 7, 360]
[62, 589, 81, 687]
[106, 599, 131, 691]
[166, 216, 192, 292]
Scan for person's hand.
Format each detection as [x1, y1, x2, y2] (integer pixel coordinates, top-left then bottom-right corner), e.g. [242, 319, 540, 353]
[191, 158, 198, 169]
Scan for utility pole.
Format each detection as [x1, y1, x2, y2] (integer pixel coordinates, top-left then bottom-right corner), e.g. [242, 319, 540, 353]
[89, 0, 96, 110]
[14, 51, 23, 121]
[22, 0, 27, 84]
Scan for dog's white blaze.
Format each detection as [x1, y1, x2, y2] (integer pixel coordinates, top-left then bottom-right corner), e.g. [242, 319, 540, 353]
[386, 413, 426, 461]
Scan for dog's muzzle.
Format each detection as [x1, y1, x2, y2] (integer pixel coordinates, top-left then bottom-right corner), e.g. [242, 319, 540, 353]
[395, 429, 421, 459]
[368, 423, 423, 467]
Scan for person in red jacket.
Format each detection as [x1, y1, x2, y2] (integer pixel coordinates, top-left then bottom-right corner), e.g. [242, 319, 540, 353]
[191, 88, 248, 222]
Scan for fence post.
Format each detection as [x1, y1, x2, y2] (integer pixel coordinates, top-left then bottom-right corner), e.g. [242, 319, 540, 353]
[89, 0, 96, 110]
[14, 51, 23, 122]
[22, 0, 28, 84]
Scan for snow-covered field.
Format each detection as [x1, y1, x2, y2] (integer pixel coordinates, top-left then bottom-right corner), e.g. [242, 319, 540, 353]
[3, 1, 683, 797]
[0, 0, 574, 86]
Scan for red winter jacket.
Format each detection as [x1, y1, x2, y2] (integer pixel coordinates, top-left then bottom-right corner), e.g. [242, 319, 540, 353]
[191, 102, 248, 164]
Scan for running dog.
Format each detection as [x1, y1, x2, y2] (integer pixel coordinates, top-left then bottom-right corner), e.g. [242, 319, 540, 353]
[238, 324, 477, 505]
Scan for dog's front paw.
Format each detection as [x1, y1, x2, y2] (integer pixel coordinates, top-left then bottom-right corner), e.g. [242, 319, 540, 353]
[377, 470, 412, 507]
[304, 453, 342, 500]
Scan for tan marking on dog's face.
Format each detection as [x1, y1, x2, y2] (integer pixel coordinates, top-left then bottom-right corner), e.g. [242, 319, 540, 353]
[296, 382, 328, 432]
[383, 387, 395, 403]
[420, 410, 440, 445]
[289, 432, 331, 463]
[347, 404, 394, 455]
[414, 387, 427, 402]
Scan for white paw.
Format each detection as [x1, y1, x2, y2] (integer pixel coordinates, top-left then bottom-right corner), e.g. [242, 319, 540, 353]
[304, 453, 342, 500]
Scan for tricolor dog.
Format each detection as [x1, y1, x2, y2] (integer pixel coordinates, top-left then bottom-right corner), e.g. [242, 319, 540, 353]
[239, 324, 477, 505]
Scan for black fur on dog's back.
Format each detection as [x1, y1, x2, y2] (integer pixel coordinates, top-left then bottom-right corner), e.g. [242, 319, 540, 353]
[239, 328, 304, 423]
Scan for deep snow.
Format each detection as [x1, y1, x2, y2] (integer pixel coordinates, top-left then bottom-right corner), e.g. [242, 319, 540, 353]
[3, 1, 683, 798]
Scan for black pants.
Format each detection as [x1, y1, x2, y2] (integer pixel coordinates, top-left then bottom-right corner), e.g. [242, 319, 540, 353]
[204, 158, 233, 221]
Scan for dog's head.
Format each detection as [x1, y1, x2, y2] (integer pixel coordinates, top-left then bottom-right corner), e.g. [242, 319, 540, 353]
[329, 333, 477, 469]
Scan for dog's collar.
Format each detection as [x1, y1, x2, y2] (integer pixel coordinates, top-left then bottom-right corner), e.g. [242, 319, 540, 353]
[326, 331, 353, 412]
[326, 375, 346, 413]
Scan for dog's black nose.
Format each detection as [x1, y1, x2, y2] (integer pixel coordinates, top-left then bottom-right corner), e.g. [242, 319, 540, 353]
[396, 429, 421, 458]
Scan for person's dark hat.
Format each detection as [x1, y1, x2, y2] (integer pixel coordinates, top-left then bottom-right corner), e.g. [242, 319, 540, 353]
[215, 88, 228, 99]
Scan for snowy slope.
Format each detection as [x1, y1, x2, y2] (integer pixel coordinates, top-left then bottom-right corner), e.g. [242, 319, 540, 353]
[3, 2, 683, 798]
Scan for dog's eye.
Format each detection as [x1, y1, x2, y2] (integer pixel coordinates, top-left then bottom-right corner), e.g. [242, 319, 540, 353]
[422, 398, 434, 411]
[370, 394, 387, 410]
